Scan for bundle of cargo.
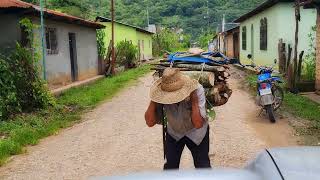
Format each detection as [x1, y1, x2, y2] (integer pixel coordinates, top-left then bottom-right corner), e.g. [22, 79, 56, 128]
[152, 49, 233, 106]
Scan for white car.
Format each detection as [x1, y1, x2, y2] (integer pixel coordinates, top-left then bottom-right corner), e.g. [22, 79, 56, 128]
[93, 147, 320, 180]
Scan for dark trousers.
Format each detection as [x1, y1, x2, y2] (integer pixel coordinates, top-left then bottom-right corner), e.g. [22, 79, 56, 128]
[164, 127, 211, 169]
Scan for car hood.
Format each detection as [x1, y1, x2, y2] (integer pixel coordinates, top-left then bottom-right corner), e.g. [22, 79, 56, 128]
[268, 146, 320, 180]
[91, 169, 260, 180]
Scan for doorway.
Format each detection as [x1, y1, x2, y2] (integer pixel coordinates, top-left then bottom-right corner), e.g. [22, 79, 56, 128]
[251, 24, 254, 61]
[233, 33, 239, 59]
[68, 33, 78, 82]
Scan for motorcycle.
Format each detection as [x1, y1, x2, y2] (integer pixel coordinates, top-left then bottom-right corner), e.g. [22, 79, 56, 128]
[245, 55, 284, 123]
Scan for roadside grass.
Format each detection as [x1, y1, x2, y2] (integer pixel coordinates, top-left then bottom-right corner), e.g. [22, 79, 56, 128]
[245, 73, 320, 144]
[0, 65, 151, 165]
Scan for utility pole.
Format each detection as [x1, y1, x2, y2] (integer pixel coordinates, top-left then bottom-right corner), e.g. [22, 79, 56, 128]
[40, 0, 46, 80]
[207, 0, 209, 31]
[111, 0, 116, 74]
[222, 14, 225, 32]
[147, 8, 150, 26]
[99, 0, 102, 15]
[292, 0, 301, 91]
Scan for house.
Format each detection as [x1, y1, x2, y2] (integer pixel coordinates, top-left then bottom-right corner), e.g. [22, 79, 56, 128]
[216, 32, 225, 54]
[225, 26, 240, 59]
[215, 24, 239, 59]
[234, 0, 317, 67]
[302, 0, 320, 94]
[0, 0, 104, 89]
[96, 16, 154, 61]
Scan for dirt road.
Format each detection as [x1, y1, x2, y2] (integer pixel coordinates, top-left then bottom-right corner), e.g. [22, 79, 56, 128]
[0, 69, 298, 179]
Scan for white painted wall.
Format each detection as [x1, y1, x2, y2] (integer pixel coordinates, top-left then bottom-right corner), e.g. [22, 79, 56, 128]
[239, 3, 316, 67]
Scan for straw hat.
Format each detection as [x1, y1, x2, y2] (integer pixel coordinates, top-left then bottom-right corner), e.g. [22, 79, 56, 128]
[150, 68, 199, 104]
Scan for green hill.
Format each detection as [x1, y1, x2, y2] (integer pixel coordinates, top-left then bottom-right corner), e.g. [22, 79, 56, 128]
[24, 0, 265, 37]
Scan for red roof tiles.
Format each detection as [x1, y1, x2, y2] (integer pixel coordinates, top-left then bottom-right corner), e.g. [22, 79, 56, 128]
[0, 0, 104, 29]
[0, 0, 32, 8]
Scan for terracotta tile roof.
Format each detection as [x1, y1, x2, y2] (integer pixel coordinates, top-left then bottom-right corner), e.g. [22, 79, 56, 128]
[0, 0, 104, 29]
[0, 0, 31, 8]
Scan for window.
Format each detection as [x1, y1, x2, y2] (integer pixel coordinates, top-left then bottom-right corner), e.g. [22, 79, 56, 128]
[260, 18, 268, 50]
[242, 26, 247, 50]
[45, 28, 58, 54]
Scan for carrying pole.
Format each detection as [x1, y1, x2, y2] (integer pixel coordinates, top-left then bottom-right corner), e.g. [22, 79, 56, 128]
[40, 0, 47, 80]
[161, 107, 167, 160]
[111, 0, 116, 74]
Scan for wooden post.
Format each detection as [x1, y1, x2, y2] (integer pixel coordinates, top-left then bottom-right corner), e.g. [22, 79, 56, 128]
[316, 6, 320, 95]
[297, 51, 304, 82]
[287, 44, 293, 72]
[278, 39, 286, 73]
[287, 63, 294, 90]
[293, 0, 301, 90]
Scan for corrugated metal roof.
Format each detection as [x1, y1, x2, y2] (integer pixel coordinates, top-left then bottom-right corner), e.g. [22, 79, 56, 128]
[0, 0, 104, 29]
[216, 24, 239, 33]
[96, 16, 154, 35]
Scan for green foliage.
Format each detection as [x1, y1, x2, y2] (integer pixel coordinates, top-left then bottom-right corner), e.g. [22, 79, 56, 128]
[246, 74, 258, 89]
[199, 31, 215, 49]
[152, 29, 182, 56]
[181, 34, 192, 49]
[302, 26, 316, 81]
[97, 30, 106, 58]
[116, 40, 138, 68]
[19, 18, 34, 42]
[283, 93, 320, 122]
[22, 0, 265, 38]
[0, 65, 151, 165]
[19, 18, 42, 64]
[0, 44, 55, 120]
[0, 58, 19, 119]
[0, 18, 55, 121]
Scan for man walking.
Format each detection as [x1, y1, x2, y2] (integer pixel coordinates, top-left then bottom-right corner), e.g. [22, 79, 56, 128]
[145, 68, 211, 169]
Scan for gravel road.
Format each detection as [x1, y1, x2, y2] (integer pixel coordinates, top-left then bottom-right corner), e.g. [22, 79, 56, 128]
[0, 69, 298, 179]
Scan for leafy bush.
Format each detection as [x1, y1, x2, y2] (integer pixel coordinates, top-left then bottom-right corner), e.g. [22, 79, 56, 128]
[0, 18, 55, 121]
[199, 31, 215, 49]
[97, 29, 106, 58]
[302, 26, 316, 81]
[116, 40, 138, 69]
[152, 29, 181, 56]
[0, 44, 55, 120]
[0, 58, 19, 119]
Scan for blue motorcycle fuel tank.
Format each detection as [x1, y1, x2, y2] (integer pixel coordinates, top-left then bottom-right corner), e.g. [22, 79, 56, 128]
[258, 73, 272, 82]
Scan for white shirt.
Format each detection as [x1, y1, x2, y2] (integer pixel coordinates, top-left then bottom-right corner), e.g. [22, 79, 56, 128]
[163, 85, 208, 145]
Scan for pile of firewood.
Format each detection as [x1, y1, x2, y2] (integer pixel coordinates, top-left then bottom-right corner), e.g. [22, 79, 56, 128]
[152, 62, 232, 106]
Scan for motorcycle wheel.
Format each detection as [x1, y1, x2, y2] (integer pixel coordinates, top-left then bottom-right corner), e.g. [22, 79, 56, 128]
[272, 85, 284, 111]
[265, 105, 276, 123]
